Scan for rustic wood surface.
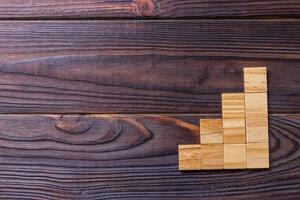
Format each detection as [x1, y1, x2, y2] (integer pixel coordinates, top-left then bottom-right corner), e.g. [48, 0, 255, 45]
[0, 114, 299, 199]
[0, 1, 299, 199]
[0, 20, 299, 114]
[0, 0, 300, 19]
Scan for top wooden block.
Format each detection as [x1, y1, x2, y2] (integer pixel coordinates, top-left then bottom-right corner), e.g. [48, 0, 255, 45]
[200, 119, 223, 144]
[244, 67, 267, 93]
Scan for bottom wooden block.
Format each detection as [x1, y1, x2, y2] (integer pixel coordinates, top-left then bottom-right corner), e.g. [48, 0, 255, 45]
[247, 143, 269, 169]
[224, 144, 247, 169]
[202, 144, 224, 170]
[178, 145, 202, 170]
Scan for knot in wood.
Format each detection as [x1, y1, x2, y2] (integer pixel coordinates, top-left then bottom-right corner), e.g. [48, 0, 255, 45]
[136, 0, 155, 17]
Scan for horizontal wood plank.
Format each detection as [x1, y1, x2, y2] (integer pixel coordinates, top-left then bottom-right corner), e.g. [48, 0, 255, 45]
[0, 0, 300, 19]
[0, 114, 298, 199]
[0, 20, 299, 114]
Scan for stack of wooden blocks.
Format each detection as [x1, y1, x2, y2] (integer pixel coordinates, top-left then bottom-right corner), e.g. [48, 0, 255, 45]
[179, 67, 269, 170]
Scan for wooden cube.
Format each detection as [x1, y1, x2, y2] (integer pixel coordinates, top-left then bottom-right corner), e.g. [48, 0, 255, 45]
[244, 67, 267, 93]
[222, 93, 245, 119]
[222, 93, 246, 144]
[178, 145, 202, 170]
[224, 144, 247, 169]
[201, 144, 224, 170]
[245, 93, 268, 118]
[247, 143, 269, 169]
[200, 119, 223, 144]
[245, 93, 269, 143]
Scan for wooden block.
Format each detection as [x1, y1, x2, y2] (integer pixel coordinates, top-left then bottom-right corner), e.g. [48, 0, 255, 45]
[245, 93, 269, 143]
[201, 144, 224, 170]
[245, 93, 268, 117]
[222, 93, 246, 144]
[246, 117, 268, 143]
[200, 119, 223, 144]
[247, 143, 269, 168]
[224, 144, 247, 169]
[222, 93, 245, 119]
[244, 67, 267, 93]
[178, 145, 202, 170]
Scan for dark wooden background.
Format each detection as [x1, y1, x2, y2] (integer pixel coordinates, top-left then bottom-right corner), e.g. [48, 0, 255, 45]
[0, 1, 299, 199]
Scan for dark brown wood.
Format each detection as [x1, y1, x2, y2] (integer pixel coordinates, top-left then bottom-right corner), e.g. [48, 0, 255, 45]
[0, 114, 298, 199]
[0, 20, 299, 114]
[0, 0, 300, 19]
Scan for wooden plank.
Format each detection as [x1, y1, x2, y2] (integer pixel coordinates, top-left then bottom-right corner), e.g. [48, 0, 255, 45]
[224, 144, 247, 169]
[0, 1, 300, 19]
[178, 145, 202, 170]
[247, 143, 270, 169]
[0, 114, 299, 199]
[222, 93, 246, 143]
[0, 20, 299, 114]
[200, 119, 223, 144]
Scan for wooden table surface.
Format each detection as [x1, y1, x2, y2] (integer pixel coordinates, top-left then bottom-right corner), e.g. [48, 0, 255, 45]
[0, 1, 299, 199]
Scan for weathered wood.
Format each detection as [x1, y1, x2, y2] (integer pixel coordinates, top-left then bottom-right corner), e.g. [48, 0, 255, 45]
[0, 0, 300, 19]
[0, 114, 299, 199]
[0, 20, 299, 114]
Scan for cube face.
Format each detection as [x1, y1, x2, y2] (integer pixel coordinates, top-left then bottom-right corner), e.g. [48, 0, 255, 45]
[222, 93, 246, 144]
[223, 118, 246, 144]
[200, 119, 223, 144]
[224, 144, 247, 169]
[222, 93, 245, 119]
[178, 145, 202, 170]
[245, 93, 268, 118]
[247, 143, 269, 169]
[244, 67, 267, 93]
[201, 144, 224, 170]
[246, 117, 269, 143]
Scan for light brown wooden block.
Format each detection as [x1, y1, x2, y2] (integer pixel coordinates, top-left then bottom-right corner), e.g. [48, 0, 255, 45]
[200, 119, 223, 144]
[222, 93, 245, 119]
[178, 145, 202, 170]
[247, 143, 269, 168]
[245, 93, 269, 143]
[222, 93, 246, 144]
[245, 93, 268, 117]
[201, 144, 224, 170]
[224, 144, 247, 169]
[244, 67, 267, 93]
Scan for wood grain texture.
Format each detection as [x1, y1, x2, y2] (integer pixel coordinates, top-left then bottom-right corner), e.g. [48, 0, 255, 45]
[200, 119, 223, 144]
[201, 144, 224, 170]
[0, 114, 299, 199]
[178, 145, 202, 170]
[0, 20, 299, 114]
[247, 142, 270, 169]
[222, 93, 246, 144]
[244, 67, 267, 93]
[0, 0, 300, 19]
[224, 144, 247, 169]
[245, 93, 269, 143]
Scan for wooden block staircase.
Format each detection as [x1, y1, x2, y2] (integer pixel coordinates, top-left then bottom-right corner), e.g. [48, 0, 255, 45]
[179, 67, 269, 170]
